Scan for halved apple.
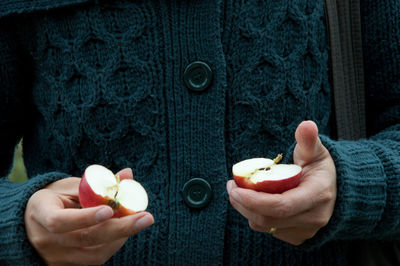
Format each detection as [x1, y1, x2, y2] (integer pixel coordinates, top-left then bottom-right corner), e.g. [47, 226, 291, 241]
[79, 164, 148, 218]
[232, 154, 302, 193]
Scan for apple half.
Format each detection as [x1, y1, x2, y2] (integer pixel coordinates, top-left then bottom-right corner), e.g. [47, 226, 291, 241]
[79, 164, 148, 218]
[232, 154, 302, 193]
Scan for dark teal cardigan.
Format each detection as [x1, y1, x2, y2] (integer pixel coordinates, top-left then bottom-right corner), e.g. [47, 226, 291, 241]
[1, 0, 399, 265]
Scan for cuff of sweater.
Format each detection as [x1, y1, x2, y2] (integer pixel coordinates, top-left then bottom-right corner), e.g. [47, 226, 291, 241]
[0, 172, 69, 265]
[302, 135, 386, 249]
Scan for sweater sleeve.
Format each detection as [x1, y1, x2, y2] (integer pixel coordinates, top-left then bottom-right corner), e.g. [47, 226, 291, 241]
[300, 0, 400, 248]
[0, 18, 68, 265]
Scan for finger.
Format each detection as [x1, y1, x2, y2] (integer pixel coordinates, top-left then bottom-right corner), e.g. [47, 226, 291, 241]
[228, 180, 309, 218]
[229, 177, 333, 233]
[55, 212, 154, 247]
[116, 168, 134, 181]
[44, 177, 82, 209]
[228, 186, 295, 217]
[228, 179, 326, 218]
[294, 120, 325, 166]
[60, 196, 81, 209]
[31, 191, 114, 233]
[229, 190, 321, 231]
[229, 192, 288, 229]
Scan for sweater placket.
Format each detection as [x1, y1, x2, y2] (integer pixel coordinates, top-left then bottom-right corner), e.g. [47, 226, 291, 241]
[159, 0, 228, 264]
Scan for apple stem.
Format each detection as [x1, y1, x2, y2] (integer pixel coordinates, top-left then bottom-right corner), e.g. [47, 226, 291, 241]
[114, 174, 121, 199]
[262, 154, 283, 171]
[273, 154, 283, 164]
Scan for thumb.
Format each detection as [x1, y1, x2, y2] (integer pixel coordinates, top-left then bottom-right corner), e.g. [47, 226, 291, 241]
[294, 120, 324, 166]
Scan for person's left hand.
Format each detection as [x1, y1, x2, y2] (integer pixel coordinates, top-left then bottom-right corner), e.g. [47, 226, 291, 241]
[226, 120, 337, 245]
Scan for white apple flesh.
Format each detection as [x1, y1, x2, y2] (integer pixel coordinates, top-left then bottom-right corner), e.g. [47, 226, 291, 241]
[232, 155, 302, 193]
[79, 165, 148, 218]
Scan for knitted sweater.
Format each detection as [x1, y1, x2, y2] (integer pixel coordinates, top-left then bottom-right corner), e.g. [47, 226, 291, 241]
[0, 0, 399, 265]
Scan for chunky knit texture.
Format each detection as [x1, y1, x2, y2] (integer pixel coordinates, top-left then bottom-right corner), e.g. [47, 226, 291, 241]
[0, 0, 399, 265]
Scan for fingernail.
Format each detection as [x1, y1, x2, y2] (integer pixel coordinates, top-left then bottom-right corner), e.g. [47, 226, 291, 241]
[231, 190, 242, 204]
[226, 181, 233, 194]
[95, 207, 114, 223]
[135, 214, 154, 231]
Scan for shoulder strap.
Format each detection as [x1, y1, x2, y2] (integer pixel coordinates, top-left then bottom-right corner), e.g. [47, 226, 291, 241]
[325, 0, 367, 140]
[325, 4, 400, 266]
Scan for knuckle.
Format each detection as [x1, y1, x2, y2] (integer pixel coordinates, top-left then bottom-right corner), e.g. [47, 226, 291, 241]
[45, 214, 59, 233]
[249, 221, 267, 233]
[321, 190, 335, 203]
[245, 195, 267, 214]
[243, 196, 265, 214]
[314, 216, 329, 228]
[242, 195, 256, 210]
[249, 215, 270, 232]
[248, 220, 263, 232]
[253, 215, 268, 227]
[302, 230, 318, 241]
[29, 190, 43, 203]
[80, 229, 97, 246]
[273, 200, 292, 218]
[30, 235, 48, 250]
[25, 209, 35, 223]
[246, 202, 260, 214]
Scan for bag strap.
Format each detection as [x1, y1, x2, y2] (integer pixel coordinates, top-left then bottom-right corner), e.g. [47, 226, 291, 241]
[325, 5, 400, 266]
[325, 0, 367, 140]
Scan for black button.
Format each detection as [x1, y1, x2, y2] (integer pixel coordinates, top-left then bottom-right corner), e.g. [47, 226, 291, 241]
[183, 61, 213, 92]
[182, 178, 213, 209]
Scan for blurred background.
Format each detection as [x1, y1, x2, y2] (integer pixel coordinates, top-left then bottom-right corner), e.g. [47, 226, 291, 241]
[8, 141, 28, 182]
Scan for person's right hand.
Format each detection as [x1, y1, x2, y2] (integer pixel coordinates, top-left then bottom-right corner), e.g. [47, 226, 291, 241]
[24, 168, 154, 266]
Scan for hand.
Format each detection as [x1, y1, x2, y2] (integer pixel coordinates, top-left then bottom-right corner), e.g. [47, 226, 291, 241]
[227, 120, 337, 245]
[24, 168, 154, 266]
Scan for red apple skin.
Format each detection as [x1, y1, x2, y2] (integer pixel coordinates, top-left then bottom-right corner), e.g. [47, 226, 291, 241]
[112, 205, 136, 218]
[79, 172, 109, 208]
[79, 173, 137, 218]
[233, 171, 302, 194]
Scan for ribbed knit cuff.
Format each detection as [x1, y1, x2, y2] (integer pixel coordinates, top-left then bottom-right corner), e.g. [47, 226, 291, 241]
[0, 172, 69, 265]
[301, 135, 386, 249]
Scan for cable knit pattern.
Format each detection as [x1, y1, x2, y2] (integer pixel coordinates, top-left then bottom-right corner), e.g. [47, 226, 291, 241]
[223, 0, 330, 180]
[0, 0, 399, 265]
